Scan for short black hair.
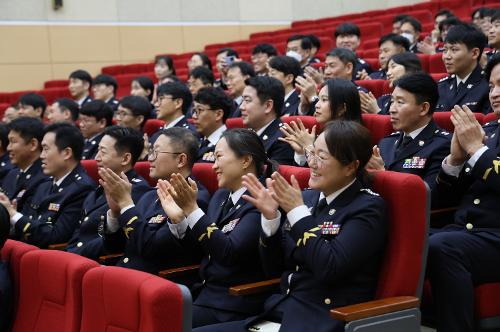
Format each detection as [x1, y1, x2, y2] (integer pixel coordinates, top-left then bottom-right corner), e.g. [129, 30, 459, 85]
[0, 124, 10, 152]
[119, 95, 152, 127]
[472, 7, 495, 20]
[485, 53, 500, 81]
[324, 78, 362, 123]
[491, 10, 500, 24]
[244, 76, 285, 117]
[394, 72, 439, 114]
[378, 33, 410, 50]
[0, 204, 9, 249]
[216, 48, 239, 58]
[93, 74, 118, 94]
[156, 81, 193, 115]
[191, 52, 213, 71]
[268, 55, 303, 85]
[160, 127, 199, 168]
[18, 93, 47, 118]
[79, 100, 114, 127]
[189, 66, 215, 86]
[389, 52, 422, 73]
[55, 98, 79, 121]
[132, 76, 154, 101]
[438, 16, 462, 33]
[435, 9, 454, 19]
[194, 87, 234, 121]
[305, 34, 321, 50]
[44, 123, 84, 161]
[287, 35, 313, 50]
[445, 23, 488, 58]
[69, 69, 92, 86]
[326, 48, 357, 68]
[227, 61, 256, 77]
[335, 23, 361, 38]
[155, 55, 176, 76]
[401, 17, 422, 33]
[252, 43, 278, 57]
[103, 126, 144, 165]
[9, 117, 45, 146]
[393, 14, 410, 24]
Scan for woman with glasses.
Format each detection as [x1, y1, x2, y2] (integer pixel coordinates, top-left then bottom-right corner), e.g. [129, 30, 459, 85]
[194, 120, 388, 332]
[280, 78, 362, 166]
[158, 129, 277, 328]
[100, 127, 210, 275]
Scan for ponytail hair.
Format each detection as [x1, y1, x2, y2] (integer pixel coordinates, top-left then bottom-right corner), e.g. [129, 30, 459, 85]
[221, 128, 278, 178]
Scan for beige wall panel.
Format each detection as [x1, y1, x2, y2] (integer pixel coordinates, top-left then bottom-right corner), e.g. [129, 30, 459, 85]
[0, 0, 47, 21]
[117, 0, 182, 22]
[182, 26, 241, 52]
[46, 0, 119, 21]
[0, 64, 52, 91]
[239, 25, 289, 40]
[291, 0, 344, 21]
[119, 26, 184, 61]
[180, 0, 239, 22]
[48, 26, 121, 63]
[51, 62, 121, 80]
[239, 0, 292, 21]
[0, 26, 51, 64]
[341, 0, 388, 15]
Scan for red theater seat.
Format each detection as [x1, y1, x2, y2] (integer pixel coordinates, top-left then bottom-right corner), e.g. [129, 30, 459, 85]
[192, 163, 218, 195]
[281, 115, 320, 132]
[134, 161, 156, 187]
[11, 250, 98, 332]
[278, 165, 310, 190]
[81, 160, 99, 183]
[143, 119, 165, 137]
[225, 117, 246, 129]
[356, 80, 386, 98]
[361, 114, 394, 145]
[484, 112, 499, 124]
[80, 266, 192, 332]
[416, 54, 430, 73]
[429, 53, 446, 73]
[433, 112, 485, 133]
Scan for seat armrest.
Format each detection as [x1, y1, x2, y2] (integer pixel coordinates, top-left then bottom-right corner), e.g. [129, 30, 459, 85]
[229, 278, 281, 296]
[330, 296, 420, 322]
[98, 253, 124, 265]
[158, 265, 200, 279]
[48, 243, 67, 250]
[430, 206, 458, 216]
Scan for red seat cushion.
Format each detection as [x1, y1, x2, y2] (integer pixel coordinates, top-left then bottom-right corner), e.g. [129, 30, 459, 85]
[356, 80, 386, 98]
[433, 112, 485, 133]
[225, 118, 246, 129]
[361, 114, 394, 146]
[192, 163, 219, 195]
[134, 161, 156, 187]
[475, 283, 500, 319]
[278, 165, 310, 190]
[144, 119, 165, 137]
[80, 160, 99, 183]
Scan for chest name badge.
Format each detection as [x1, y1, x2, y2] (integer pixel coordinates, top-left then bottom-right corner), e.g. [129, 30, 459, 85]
[403, 157, 427, 169]
[221, 218, 240, 233]
[321, 222, 341, 235]
[48, 203, 60, 212]
[148, 215, 165, 224]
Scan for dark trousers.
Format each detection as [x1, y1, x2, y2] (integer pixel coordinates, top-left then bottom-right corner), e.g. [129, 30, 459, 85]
[427, 229, 500, 332]
[192, 304, 248, 329]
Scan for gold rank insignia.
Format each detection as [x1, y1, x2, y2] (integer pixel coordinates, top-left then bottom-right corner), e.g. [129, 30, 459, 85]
[296, 226, 321, 246]
[198, 223, 218, 241]
[483, 159, 500, 180]
[48, 203, 60, 211]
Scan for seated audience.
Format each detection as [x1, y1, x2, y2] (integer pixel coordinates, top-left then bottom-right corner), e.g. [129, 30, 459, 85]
[427, 54, 500, 332]
[194, 120, 387, 332]
[101, 127, 210, 274]
[268, 55, 303, 116]
[192, 87, 233, 163]
[251, 43, 278, 76]
[66, 126, 151, 260]
[115, 96, 151, 131]
[17, 93, 46, 119]
[286, 35, 316, 68]
[392, 14, 410, 34]
[0, 124, 13, 184]
[240, 76, 294, 165]
[305, 34, 322, 62]
[68, 69, 92, 107]
[487, 11, 500, 62]
[188, 66, 215, 96]
[162, 129, 275, 327]
[79, 100, 114, 160]
[335, 23, 373, 79]
[226, 62, 256, 118]
[368, 33, 409, 80]
[130, 76, 155, 103]
[154, 55, 177, 86]
[366, 72, 451, 195]
[0, 123, 95, 248]
[400, 16, 422, 53]
[436, 23, 491, 113]
[214, 48, 239, 90]
[46, 98, 79, 125]
[92, 74, 119, 111]
[188, 52, 213, 73]
[2, 104, 19, 124]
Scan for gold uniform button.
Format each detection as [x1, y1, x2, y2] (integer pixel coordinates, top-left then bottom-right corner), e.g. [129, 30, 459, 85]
[47, 217, 52, 222]
[77, 242, 83, 247]
[466, 223, 473, 230]
[123, 257, 129, 263]
[324, 298, 331, 305]
[473, 199, 480, 205]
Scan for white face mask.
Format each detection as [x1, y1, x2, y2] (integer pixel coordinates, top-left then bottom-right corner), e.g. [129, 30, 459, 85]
[286, 50, 303, 62]
[401, 32, 415, 44]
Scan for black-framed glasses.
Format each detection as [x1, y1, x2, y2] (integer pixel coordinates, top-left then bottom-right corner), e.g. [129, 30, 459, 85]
[148, 148, 182, 161]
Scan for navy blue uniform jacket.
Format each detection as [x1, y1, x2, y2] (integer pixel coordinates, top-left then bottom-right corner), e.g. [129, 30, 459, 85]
[260, 119, 294, 166]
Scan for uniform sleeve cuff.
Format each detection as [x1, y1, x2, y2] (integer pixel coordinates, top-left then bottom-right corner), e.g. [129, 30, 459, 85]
[10, 212, 23, 226]
[186, 208, 205, 229]
[106, 209, 120, 233]
[468, 146, 489, 168]
[261, 210, 281, 237]
[442, 156, 464, 178]
[168, 218, 188, 239]
[287, 205, 311, 227]
[120, 204, 135, 215]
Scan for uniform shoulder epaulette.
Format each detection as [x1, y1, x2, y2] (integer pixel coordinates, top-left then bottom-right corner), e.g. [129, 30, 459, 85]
[131, 178, 142, 183]
[434, 129, 451, 137]
[358, 58, 366, 64]
[388, 131, 400, 137]
[438, 75, 453, 83]
[360, 188, 379, 196]
[483, 119, 500, 127]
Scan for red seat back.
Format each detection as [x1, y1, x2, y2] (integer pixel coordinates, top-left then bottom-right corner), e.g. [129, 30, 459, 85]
[356, 80, 386, 98]
[371, 171, 429, 299]
[429, 53, 446, 73]
[12, 250, 98, 332]
[144, 119, 165, 138]
[361, 114, 394, 145]
[484, 113, 499, 124]
[278, 165, 310, 190]
[281, 115, 321, 133]
[80, 266, 191, 332]
[225, 117, 246, 129]
[433, 112, 485, 133]
[80, 160, 99, 183]
[192, 163, 219, 195]
[134, 161, 156, 187]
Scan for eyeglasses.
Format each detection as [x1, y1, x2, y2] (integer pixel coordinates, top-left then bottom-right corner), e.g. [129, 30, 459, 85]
[148, 148, 182, 161]
[157, 95, 174, 104]
[115, 111, 135, 118]
[304, 145, 328, 168]
[191, 106, 213, 117]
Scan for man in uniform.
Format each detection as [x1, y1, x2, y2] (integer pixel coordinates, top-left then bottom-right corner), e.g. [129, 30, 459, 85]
[92, 74, 119, 112]
[68, 70, 92, 107]
[79, 100, 114, 160]
[66, 126, 151, 260]
[268, 55, 303, 116]
[436, 23, 491, 114]
[0, 123, 95, 248]
[0, 124, 13, 185]
[427, 53, 500, 332]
